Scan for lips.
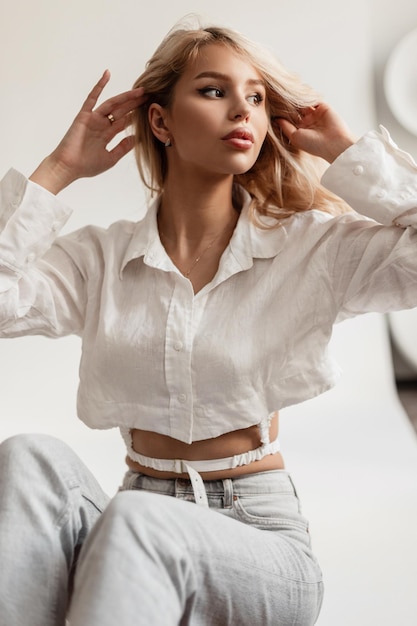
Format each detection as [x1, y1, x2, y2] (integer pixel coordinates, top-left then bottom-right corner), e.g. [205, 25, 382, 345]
[222, 128, 254, 142]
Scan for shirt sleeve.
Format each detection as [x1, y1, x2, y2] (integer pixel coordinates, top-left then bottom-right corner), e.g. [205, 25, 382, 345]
[321, 126, 417, 227]
[319, 128, 417, 319]
[0, 168, 88, 337]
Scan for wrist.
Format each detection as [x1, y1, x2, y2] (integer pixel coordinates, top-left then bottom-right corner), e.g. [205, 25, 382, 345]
[29, 155, 76, 195]
[325, 135, 357, 164]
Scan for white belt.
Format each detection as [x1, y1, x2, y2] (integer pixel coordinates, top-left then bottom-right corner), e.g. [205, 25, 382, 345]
[120, 427, 281, 507]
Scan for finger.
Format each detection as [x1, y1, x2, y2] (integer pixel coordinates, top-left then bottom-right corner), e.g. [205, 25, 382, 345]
[98, 93, 147, 135]
[81, 70, 111, 112]
[98, 87, 146, 117]
[101, 116, 132, 141]
[274, 117, 297, 143]
[298, 105, 318, 116]
[296, 106, 321, 128]
[106, 135, 136, 166]
[100, 98, 145, 135]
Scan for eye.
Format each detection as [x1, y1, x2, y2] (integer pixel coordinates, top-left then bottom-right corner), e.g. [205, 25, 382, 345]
[248, 93, 264, 106]
[198, 86, 224, 98]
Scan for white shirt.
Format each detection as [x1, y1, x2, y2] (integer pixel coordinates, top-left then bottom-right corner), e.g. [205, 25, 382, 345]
[1, 126, 417, 445]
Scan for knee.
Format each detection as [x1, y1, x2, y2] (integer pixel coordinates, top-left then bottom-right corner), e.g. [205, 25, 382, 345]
[0, 433, 74, 475]
[1, 431, 65, 456]
[98, 491, 185, 544]
[101, 491, 158, 528]
[87, 491, 192, 574]
[80, 492, 154, 558]
[98, 491, 203, 560]
[0, 434, 75, 522]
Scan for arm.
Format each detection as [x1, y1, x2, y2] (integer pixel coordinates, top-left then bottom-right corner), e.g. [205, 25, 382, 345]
[278, 103, 417, 315]
[277, 103, 417, 227]
[0, 73, 146, 336]
[318, 127, 417, 318]
[0, 170, 86, 337]
[322, 126, 417, 228]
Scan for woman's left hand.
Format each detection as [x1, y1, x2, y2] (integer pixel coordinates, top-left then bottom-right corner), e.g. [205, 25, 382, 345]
[274, 103, 357, 163]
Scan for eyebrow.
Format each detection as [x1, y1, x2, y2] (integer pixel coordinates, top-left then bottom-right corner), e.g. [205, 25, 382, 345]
[193, 71, 265, 87]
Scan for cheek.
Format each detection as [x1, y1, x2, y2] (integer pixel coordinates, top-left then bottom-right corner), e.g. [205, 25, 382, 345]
[178, 116, 218, 151]
[172, 108, 213, 141]
[256, 123, 269, 154]
[259, 112, 269, 140]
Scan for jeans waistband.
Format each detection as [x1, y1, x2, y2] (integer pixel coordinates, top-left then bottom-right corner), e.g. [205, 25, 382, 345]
[122, 469, 296, 508]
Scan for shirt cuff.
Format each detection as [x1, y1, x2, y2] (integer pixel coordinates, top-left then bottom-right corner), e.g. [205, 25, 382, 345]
[0, 168, 73, 268]
[321, 126, 417, 227]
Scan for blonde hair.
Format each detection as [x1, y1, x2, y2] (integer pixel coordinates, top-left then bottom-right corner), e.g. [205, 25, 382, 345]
[130, 19, 349, 223]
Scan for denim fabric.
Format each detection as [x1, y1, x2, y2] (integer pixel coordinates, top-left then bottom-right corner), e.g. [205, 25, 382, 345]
[0, 434, 323, 626]
[0, 433, 109, 626]
[70, 471, 323, 625]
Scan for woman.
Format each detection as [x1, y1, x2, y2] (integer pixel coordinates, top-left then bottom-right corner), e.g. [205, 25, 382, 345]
[0, 21, 416, 626]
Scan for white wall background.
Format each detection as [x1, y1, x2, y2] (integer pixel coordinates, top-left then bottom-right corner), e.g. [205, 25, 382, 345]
[1, 1, 417, 624]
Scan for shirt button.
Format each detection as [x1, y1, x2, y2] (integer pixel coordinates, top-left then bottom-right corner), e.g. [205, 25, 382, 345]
[174, 342, 183, 351]
[51, 221, 60, 232]
[27, 253, 36, 263]
[178, 394, 187, 403]
[376, 189, 386, 199]
[353, 165, 364, 176]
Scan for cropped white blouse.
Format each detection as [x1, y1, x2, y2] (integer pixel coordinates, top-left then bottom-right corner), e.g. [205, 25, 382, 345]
[1, 126, 417, 469]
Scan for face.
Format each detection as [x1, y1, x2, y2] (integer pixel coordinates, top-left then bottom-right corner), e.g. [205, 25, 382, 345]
[153, 44, 269, 179]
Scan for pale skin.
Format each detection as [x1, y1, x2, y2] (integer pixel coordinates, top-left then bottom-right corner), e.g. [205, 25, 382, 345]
[30, 44, 356, 480]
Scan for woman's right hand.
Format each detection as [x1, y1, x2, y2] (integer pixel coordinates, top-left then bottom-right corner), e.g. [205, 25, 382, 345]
[29, 71, 146, 194]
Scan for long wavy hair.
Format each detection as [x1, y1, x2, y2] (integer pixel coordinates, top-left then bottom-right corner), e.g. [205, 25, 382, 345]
[130, 18, 349, 224]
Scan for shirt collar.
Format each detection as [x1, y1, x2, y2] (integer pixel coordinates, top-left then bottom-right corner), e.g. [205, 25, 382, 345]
[120, 187, 288, 279]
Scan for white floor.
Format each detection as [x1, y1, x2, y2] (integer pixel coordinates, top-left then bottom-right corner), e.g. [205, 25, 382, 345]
[282, 313, 417, 625]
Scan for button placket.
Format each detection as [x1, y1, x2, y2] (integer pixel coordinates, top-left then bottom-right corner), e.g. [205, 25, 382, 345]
[165, 279, 194, 441]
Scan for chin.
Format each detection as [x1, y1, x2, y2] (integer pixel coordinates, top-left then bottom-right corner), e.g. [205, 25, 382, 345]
[230, 164, 256, 176]
[222, 157, 258, 176]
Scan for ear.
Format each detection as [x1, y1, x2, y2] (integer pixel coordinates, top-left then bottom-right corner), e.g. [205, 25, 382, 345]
[148, 103, 171, 145]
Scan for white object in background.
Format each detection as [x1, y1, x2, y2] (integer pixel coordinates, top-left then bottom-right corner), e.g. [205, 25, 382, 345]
[389, 308, 417, 373]
[384, 28, 417, 137]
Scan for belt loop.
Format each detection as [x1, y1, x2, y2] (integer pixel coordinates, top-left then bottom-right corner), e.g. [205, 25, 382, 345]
[222, 478, 233, 509]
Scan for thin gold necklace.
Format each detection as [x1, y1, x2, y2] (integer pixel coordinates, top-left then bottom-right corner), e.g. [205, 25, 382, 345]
[159, 217, 235, 278]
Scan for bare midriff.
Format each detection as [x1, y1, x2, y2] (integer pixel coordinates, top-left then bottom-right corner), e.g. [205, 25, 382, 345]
[125, 412, 285, 480]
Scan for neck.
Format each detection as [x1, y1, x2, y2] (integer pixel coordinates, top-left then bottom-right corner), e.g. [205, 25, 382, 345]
[157, 172, 238, 244]
[157, 172, 241, 291]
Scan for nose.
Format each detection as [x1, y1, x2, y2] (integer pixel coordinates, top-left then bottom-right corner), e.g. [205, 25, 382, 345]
[229, 95, 250, 121]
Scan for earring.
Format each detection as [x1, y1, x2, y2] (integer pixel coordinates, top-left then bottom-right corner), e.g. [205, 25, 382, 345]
[164, 138, 172, 147]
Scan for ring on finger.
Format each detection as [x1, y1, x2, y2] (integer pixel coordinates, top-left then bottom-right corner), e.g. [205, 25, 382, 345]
[107, 113, 116, 124]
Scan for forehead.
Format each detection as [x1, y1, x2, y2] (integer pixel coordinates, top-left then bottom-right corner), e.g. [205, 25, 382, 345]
[180, 43, 263, 83]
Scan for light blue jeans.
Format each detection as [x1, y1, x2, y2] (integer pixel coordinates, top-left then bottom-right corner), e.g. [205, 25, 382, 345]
[0, 434, 323, 626]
